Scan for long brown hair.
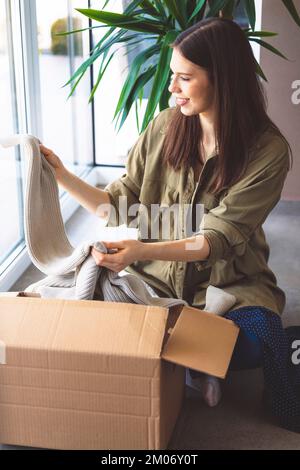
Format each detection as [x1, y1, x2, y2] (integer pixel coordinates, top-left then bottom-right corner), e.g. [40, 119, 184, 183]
[162, 17, 292, 194]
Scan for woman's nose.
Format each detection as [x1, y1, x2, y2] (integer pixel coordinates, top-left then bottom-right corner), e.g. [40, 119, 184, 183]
[168, 77, 181, 93]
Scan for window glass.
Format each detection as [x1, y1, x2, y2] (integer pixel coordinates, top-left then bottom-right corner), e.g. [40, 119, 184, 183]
[36, 0, 93, 172]
[0, 0, 23, 267]
[1, 0, 94, 276]
[235, 2, 250, 28]
[91, 0, 146, 166]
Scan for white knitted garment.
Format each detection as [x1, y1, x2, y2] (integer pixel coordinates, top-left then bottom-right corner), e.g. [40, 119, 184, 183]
[0, 134, 187, 307]
[204, 285, 237, 316]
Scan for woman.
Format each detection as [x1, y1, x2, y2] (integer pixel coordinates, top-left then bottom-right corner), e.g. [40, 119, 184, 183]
[40, 18, 298, 424]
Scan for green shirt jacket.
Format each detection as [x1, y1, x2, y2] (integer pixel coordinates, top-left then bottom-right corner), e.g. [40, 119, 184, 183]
[105, 107, 290, 315]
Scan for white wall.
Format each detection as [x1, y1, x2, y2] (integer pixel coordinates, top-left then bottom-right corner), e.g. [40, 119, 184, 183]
[260, 0, 300, 200]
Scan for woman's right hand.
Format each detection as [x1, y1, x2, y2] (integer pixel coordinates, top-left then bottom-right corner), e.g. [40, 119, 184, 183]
[39, 144, 66, 180]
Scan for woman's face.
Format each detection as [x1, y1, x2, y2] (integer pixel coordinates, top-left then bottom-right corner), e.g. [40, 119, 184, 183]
[168, 48, 214, 116]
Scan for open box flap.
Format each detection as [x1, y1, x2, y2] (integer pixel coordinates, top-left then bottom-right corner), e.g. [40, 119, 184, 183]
[161, 305, 239, 379]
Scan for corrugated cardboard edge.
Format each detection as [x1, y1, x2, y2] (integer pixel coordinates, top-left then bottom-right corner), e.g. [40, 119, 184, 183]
[0, 340, 6, 364]
[161, 305, 239, 379]
[0, 292, 41, 298]
[159, 361, 185, 449]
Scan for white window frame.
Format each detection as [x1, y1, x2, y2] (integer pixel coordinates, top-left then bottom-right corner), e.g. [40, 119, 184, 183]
[0, 0, 101, 291]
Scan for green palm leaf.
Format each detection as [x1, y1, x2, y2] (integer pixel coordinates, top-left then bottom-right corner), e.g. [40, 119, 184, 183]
[89, 51, 115, 103]
[115, 66, 157, 131]
[159, 81, 172, 110]
[188, 0, 207, 22]
[114, 43, 160, 119]
[63, 45, 103, 88]
[152, 1, 168, 19]
[63, 28, 126, 88]
[206, 0, 231, 17]
[255, 58, 267, 82]
[76, 9, 166, 34]
[244, 0, 256, 30]
[55, 25, 104, 37]
[164, 0, 187, 29]
[282, 0, 300, 27]
[141, 30, 179, 130]
[66, 71, 85, 99]
[221, 0, 235, 19]
[249, 38, 288, 60]
[246, 30, 278, 37]
[139, 0, 160, 17]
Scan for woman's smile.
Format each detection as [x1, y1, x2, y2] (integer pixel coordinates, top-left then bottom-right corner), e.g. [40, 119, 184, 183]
[176, 98, 190, 106]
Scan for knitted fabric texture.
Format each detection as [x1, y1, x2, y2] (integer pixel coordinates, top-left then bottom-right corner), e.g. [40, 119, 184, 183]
[0, 134, 187, 307]
[204, 285, 237, 315]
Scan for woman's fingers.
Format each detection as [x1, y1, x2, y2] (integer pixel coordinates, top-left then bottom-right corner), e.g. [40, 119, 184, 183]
[104, 241, 124, 250]
[92, 248, 119, 265]
[92, 255, 122, 272]
[39, 144, 65, 175]
[39, 144, 53, 155]
[99, 261, 121, 272]
[91, 248, 125, 272]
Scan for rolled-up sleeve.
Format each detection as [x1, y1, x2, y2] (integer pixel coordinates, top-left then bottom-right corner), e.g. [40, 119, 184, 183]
[195, 136, 290, 269]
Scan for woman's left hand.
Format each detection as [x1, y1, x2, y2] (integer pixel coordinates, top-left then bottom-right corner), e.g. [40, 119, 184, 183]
[91, 239, 145, 272]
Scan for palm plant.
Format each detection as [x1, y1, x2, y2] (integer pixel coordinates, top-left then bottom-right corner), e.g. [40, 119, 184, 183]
[62, 0, 300, 133]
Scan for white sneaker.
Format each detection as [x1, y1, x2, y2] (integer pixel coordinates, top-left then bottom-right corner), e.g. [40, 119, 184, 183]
[186, 369, 222, 407]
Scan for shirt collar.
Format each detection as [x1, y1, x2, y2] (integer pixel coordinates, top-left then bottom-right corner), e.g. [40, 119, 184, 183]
[205, 148, 218, 162]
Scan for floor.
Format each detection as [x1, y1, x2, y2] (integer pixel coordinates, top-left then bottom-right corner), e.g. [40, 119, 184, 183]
[1, 200, 300, 450]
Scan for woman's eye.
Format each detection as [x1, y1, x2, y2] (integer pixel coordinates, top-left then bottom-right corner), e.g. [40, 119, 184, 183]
[170, 75, 190, 82]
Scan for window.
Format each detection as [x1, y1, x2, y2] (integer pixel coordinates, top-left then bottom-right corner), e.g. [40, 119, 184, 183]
[36, 0, 93, 173]
[235, 2, 250, 29]
[0, 0, 94, 285]
[91, 0, 145, 166]
[0, 0, 24, 269]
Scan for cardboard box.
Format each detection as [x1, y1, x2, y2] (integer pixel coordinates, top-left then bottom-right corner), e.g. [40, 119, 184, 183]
[0, 296, 239, 449]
